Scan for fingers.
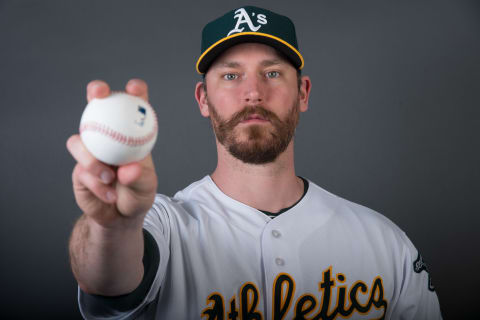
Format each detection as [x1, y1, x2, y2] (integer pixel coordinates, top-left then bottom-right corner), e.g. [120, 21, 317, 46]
[87, 80, 111, 102]
[73, 164, 117, 203]
[126, 78, 149, 102]
[67, 135, 116, 184]
[86, 79, 148, 103]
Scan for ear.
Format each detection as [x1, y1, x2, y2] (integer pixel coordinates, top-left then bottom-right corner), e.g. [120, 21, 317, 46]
[298, 75, 312, 113]
[195, 81, 210, 117]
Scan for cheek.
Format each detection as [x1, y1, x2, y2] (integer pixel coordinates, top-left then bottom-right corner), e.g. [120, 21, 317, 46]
[269, 85, 298, 106]
[208, 88, 243, 116]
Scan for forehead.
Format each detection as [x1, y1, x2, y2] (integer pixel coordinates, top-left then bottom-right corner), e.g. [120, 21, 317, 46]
[209, 43, 291, 69]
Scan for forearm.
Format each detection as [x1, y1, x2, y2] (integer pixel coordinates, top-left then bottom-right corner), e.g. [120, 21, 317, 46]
[69, 214, 146, 296]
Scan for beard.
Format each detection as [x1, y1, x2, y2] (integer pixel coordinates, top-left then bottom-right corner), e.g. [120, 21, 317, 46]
[207, 97, 300, 164]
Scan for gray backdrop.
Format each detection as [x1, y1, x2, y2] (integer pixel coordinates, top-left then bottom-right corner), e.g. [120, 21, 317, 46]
[1, 0, 478, 318]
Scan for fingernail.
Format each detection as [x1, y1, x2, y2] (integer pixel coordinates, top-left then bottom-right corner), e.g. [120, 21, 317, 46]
[100, 171, 113, 184]
[106, 191, 116, 202]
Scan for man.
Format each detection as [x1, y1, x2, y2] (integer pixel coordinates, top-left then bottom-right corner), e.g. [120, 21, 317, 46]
[67, 6, 442, 319]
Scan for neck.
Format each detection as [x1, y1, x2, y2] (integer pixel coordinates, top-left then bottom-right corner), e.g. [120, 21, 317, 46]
[211, 141, 304, 213]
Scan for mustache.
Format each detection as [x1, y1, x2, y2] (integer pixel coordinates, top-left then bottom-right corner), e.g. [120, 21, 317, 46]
[220, 106, 281, 129]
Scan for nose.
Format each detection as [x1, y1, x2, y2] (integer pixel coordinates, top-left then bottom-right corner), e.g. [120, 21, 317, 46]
[243, 75, 264, 105]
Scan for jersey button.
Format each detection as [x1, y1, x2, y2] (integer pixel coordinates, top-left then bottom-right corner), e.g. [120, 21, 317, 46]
[275, 258, 285, 266]
[272, 230, 281, 238]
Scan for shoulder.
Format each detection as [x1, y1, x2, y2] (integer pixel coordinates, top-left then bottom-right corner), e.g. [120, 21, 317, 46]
[144, 175, 219, 227]
[305, 180, 442, 317]
[304, 179, 434, 283]
[147, 175, 212, 210]
[305, 178, 410, 245]
[173, 175, 211, 197]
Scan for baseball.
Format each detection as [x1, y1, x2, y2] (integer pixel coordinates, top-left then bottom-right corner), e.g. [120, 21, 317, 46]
[79, 92, 158, 165]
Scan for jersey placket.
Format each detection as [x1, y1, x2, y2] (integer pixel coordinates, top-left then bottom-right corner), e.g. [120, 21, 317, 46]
[260, 216, 304, 319]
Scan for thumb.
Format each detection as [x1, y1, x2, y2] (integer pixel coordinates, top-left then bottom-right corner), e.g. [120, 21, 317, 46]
[117, 162, 142, 186]
[116, 155, 157, 194]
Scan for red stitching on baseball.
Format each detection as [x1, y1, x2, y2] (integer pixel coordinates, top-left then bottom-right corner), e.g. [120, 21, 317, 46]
[80, 120, 157, 147]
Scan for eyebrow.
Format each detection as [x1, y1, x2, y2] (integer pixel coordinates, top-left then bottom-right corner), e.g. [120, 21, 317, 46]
[218, 61, 241, 68]
[260, 59, 284, 67]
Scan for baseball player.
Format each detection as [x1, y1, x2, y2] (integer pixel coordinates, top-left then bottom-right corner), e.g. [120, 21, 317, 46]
[67, 6, 442, 319]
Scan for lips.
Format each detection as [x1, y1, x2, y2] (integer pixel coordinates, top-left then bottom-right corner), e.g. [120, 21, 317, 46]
[242, 113, 269, 123]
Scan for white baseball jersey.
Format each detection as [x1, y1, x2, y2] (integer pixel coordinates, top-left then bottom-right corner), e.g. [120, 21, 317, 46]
[79, 175, 442, 319]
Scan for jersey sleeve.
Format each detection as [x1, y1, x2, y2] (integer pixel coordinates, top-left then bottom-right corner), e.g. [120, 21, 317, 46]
[389, 233, 443, 320]
[78, 196, 172, 320]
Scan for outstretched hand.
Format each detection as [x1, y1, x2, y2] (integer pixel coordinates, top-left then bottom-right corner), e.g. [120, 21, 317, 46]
[67, 79, 158, 229]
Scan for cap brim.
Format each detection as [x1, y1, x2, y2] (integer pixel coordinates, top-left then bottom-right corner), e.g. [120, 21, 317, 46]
[196, 32, 304, 74]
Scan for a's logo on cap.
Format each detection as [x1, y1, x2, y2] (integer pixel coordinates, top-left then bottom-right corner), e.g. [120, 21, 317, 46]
[227, 8, 267, 36]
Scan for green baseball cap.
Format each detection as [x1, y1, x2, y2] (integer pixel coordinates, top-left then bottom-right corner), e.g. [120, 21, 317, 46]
[196, 6, 304, 74]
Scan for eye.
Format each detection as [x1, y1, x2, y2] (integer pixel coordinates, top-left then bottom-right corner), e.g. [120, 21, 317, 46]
[223, 73, 238, 80]
[266, 71, 280, 78]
